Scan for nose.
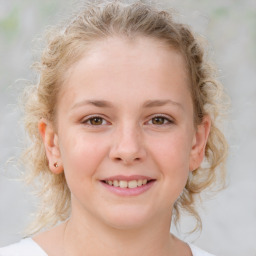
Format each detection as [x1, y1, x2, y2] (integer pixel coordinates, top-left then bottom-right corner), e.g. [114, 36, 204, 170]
[109, 123, 147, 165]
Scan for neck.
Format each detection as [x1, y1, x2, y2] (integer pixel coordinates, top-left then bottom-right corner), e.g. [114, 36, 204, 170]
[62, 207, 176, 256]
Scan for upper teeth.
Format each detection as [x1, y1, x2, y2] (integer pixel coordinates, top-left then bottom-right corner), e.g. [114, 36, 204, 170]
[105, 179, 148, 188]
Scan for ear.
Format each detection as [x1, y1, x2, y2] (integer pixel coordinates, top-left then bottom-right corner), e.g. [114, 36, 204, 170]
[189, 115, 211, 171]
[38, 118, 63, 174]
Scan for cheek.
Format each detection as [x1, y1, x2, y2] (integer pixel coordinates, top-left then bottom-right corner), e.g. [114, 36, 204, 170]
[59, 131, 108, 182]
[149, 131, 193, 171]
[145, 132, 193, 207]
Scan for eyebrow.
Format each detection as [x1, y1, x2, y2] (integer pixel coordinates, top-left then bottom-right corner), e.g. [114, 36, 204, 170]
[71, 99, 183, 110]
[142, 99, 183, 110]
[71, 100, 114, 109]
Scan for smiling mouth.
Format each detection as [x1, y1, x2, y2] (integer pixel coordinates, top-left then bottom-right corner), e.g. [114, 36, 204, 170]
[101, 179, 155, 189]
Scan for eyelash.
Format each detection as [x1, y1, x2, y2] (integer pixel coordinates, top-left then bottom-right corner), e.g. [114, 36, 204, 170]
[81, 115, 108, 126]
[81, 114, 174, 126]
[146, 115, 174, 126]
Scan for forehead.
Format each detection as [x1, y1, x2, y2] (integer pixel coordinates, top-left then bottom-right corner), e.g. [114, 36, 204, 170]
[64, 36, 189, 85]
[58, 36, 191, 110]
[81, 36, 186, 72]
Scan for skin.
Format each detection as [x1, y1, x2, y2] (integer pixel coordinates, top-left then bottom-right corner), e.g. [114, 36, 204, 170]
[36, 36, 211, 256]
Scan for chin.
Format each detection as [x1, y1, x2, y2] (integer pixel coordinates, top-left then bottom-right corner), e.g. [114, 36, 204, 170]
[101, 206, 153, 230]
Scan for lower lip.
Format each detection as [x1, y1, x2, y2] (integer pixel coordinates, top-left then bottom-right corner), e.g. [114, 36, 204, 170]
[101, 181, 155, 196]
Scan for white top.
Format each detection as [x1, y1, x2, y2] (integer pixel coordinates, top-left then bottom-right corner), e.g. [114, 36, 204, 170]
[0, 239, 47, 256]
[0, 238, 215, 256]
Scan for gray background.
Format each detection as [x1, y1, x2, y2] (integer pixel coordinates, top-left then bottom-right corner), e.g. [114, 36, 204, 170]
[0, 0, 256, 255]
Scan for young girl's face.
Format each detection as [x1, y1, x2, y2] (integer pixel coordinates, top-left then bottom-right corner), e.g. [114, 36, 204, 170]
[43, 36, 209, 229]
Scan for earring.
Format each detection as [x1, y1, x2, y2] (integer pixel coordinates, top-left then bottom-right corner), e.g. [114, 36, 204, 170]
[53, 162, 59, 168]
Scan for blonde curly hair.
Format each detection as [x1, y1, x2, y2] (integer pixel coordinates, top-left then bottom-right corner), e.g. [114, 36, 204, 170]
[22, 0, 228, 235]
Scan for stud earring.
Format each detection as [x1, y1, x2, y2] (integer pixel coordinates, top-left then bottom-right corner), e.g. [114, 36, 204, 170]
[53, 162, 59, 168]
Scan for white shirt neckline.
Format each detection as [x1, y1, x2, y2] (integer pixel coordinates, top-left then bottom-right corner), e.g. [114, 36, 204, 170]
[0, 238, 214, 256]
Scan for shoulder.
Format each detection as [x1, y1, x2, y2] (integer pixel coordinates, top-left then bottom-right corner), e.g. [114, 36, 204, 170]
[0, 238, 47, 256]
[188, 243, 215, 256]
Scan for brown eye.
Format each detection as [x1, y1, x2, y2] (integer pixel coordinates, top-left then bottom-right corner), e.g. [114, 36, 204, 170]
[152, 117, 165, 125]
[88, 117, 104, 125]
[150, 116, 172, 125]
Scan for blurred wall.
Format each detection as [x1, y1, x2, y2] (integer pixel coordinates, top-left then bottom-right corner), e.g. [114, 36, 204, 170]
[0, 0, 255, 255]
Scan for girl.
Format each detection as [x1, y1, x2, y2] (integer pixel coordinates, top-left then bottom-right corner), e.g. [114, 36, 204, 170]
[0, 0, 228, 255]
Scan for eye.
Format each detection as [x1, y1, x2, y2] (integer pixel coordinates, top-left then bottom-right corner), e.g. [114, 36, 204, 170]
[83, 116, 108, 126]
[148, 115, 173, 125]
